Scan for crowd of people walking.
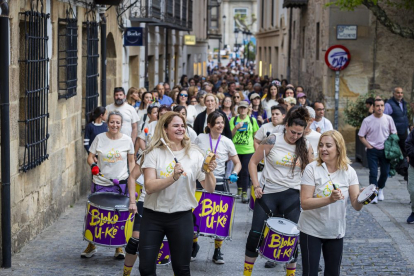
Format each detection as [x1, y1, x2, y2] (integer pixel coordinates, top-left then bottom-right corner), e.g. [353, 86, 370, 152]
[82, 68, 413, 275]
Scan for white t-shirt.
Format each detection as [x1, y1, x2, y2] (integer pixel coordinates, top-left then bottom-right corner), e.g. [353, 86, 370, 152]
[141, 147, 206, 213]
[310, 117, 333, 134]
[306, 130, 321, 158]
[261, 133, 309, 193]
[254, 122, 280, 142]
[194, 134, 237, 178]
[138, 120, 157, 146]
[89, 133, 135, 186]
[195, 104, 206, 115]
[187, 126, 197, 142]
[261, 99, 278, 118]
[298, 161, 359, 239]
[186, 105, 198, 127]
[106, 103, 140, 138]
[137, 108, 148, 136]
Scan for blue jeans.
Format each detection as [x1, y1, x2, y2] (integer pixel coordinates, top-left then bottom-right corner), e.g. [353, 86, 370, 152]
[366, 148, 390, 189]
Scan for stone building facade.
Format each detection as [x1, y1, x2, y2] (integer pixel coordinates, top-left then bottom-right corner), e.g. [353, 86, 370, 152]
[2, 0, 124, 258]
[129, 0, 208, 89]
[288, 1, 414, 148]
[255, 0, 289, 79]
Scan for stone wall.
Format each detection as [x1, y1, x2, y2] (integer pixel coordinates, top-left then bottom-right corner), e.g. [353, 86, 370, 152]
[290, 1, 414, 152]
[4, 0, 123, 256]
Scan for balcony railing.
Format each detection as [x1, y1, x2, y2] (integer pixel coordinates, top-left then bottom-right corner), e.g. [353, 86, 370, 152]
[130, 0, 192, 31]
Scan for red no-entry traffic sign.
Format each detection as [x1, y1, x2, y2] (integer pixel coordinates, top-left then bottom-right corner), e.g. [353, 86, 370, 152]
[325, 45, 351, 71]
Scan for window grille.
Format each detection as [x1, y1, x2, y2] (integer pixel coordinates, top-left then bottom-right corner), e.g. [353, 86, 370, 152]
[83, 20, 99, 123]
[58, 8, 78, 99]
[18, 5, 50, 172]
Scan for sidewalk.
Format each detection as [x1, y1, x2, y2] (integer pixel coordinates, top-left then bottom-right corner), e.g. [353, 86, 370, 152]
[1, 164, 414, 275]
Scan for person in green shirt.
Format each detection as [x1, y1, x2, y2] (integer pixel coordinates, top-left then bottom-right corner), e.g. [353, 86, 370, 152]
[230, 101, 259, 203]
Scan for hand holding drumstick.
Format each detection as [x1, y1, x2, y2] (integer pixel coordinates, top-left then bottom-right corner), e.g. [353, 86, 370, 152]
[330, 184, 344, 202]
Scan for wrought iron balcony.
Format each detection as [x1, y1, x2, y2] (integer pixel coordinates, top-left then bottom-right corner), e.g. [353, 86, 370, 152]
[130, 0, 192, 31]
[283, 0, 308, 8]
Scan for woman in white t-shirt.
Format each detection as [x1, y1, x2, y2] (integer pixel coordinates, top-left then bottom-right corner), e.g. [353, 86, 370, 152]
[298, 130, 364, 276]
[176, 88, 198, 127]
[83, 111, 135, 260]
[193, 111, 242, 264]
[173, 105, 198, 142]
[132, 112, 217, 275]
[243, 107, 313, 276]
[137, 105, 158, 151]
[261, 84, 279, 117]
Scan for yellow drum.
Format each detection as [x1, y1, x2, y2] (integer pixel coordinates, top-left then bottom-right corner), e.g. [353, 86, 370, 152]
[135, 175, 144, 201]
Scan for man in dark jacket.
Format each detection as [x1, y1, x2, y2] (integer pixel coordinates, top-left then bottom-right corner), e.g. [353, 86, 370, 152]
[384, 87, 409, 156]
[193, 94, 232, 139]
[405, 130, 414, 223]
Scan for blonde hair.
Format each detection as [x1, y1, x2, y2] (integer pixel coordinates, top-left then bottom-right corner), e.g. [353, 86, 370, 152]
[188, 86, 199, 98]
[126, 87, 139, 105]
[140, 111, 195, 166]
[316, 130, 351, 171]
[204, 93, 217, 104]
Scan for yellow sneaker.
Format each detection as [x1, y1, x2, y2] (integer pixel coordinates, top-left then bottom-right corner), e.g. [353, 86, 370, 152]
[81, 243, 97, 258]
[115, 247, 126, 259]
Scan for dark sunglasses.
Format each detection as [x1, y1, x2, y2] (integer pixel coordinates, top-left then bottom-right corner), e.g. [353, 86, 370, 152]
[180, 94, 188, 97]
[233, 96, 240, 99]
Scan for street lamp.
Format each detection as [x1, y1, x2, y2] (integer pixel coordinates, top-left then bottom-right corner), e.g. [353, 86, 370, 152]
[245, 31, 253, 67]
[222, 15, 226, 50]
[234, 28, 239, 54]
[242, 30, 247, 66]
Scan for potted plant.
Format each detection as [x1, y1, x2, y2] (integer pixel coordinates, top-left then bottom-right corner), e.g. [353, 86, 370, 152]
[344, 92, 376, 167]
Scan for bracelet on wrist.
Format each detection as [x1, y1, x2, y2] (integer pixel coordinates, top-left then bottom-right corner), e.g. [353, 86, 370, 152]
[172, 174, 178, 181]
[254, 186, 261, 190]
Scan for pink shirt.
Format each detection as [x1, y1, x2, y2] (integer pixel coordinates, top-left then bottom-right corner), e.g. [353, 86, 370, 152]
[358, 114, 397, 150]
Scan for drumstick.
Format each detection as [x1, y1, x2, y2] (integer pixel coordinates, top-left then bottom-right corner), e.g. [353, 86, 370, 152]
[160, 138, 179, 164]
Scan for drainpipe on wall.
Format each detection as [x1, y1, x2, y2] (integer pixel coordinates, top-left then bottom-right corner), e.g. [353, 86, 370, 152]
[0, 0, 11, 268]
[100, 11, 107, 107]
[287, 8, 293, 82]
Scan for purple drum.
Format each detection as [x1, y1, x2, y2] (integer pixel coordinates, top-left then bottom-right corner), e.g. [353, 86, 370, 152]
[258, 218, 299, 263]
[157, 237, 171, 265]
[83, 193, 135, 247]
[193, 191, 236, 239]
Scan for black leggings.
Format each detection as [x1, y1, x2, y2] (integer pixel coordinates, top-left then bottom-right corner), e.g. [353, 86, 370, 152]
[139, 208, 194, 276]
[245, 189, 300, 258]
[132, 201, 144, 232]
[300, 232, 343, 276]
[237, 153, 253, 191]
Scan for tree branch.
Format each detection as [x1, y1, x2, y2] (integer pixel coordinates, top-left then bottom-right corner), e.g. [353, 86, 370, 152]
[363, 0, 414, 40]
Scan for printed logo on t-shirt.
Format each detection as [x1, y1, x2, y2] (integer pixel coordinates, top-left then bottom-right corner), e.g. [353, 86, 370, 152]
[160, 160, 187, 178]
[103, 148, 123, 163]
[275, 153, 300, 167]
[315, 181, 336, 198]
[234, 128, 250, 145]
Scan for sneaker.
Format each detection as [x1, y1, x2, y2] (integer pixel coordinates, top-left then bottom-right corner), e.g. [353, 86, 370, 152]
[191, 242, 200, 261]
[81, 243, 97, 258]
[241, 192, 249, 203]
[114, 247, 125, 259]
[407, 212, 414, 224]
[237, 188, 242, 198]
[371, 196, 378, 204]
[378, 189, 384, 201]
[212, 248, 225, 264]
[264, 260, 277, 268]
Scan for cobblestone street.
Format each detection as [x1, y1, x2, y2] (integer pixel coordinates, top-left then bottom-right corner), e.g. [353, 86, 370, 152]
[2, 163, 414, 276]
